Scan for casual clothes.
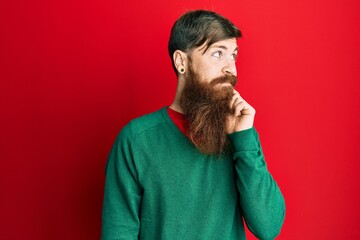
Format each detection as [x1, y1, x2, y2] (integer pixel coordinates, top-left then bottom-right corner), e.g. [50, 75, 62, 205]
[101, 107, 285, 240]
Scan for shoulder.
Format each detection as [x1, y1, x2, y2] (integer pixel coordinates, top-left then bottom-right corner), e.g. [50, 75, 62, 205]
[117, 107, 167, 143]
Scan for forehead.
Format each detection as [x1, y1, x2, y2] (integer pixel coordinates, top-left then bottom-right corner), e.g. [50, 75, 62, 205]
[209, 38, 238, 50]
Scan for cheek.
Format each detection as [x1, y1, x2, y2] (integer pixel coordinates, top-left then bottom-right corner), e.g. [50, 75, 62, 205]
[198, 64, 220, 82]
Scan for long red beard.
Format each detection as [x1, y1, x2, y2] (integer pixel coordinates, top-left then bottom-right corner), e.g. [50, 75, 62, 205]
[179, 66, 237, 155]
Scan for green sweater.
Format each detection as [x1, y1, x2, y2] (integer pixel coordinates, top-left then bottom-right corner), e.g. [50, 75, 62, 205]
[101, 107, 285, 240]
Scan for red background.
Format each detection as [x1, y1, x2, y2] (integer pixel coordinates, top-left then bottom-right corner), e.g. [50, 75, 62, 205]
[1, 0, 359, 239]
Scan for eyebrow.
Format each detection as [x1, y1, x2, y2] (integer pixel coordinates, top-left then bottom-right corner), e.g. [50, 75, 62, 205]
[209, 45, 238, 52]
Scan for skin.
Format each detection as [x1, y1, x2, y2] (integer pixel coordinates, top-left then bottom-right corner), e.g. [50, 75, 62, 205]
[170, 38, 256, 134]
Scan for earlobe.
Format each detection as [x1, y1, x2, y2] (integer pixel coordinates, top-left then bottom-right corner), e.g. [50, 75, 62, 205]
[173, 50, 187, 74]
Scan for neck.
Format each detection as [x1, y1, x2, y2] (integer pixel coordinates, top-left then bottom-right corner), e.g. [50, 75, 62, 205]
[169, 76, 185, 113]
[169, 98, 183, 113]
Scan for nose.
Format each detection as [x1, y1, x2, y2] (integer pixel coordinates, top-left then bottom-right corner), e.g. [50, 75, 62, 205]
[222, 58, 237, 76]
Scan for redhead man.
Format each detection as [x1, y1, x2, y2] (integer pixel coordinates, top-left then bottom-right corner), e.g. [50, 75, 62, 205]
[102, 10, 285, 240]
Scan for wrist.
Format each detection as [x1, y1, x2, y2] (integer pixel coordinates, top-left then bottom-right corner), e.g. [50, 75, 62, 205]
[228, 127, 258, 152]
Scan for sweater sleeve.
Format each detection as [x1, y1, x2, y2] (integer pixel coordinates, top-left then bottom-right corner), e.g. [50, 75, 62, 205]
[101, 127, 142, 240]
[228, 127, 285, 240]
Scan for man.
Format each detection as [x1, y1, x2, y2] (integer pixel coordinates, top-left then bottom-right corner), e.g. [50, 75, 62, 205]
[102, 10, 285, 240]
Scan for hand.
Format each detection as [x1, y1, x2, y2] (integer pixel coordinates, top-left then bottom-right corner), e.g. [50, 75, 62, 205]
[226, 90, 256, 134]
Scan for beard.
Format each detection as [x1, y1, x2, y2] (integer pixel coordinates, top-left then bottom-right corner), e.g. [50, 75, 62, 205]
[179, 65, 238, 155]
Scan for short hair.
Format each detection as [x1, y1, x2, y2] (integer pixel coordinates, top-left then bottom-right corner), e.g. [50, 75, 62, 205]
[168, 10, 242, 73]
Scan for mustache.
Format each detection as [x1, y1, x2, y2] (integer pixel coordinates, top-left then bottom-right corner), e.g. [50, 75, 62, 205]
[209, 74, 238, 87]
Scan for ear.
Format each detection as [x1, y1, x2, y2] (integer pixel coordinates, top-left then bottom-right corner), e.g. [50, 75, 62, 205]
[173, 50, 188, 74]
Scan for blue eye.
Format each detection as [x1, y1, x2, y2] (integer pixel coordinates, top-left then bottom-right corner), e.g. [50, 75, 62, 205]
[232, 53, 238, 61]
[212, 51, 222, 58]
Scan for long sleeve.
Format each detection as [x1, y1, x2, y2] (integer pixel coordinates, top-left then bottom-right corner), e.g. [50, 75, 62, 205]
[101, 128, 142, 240]
[228, 127, 285, 240]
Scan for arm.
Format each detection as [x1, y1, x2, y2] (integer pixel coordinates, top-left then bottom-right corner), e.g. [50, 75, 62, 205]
[226, 91, 285, 239]
[228, 128, 285, 239]
[101, 127, 142, 240]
